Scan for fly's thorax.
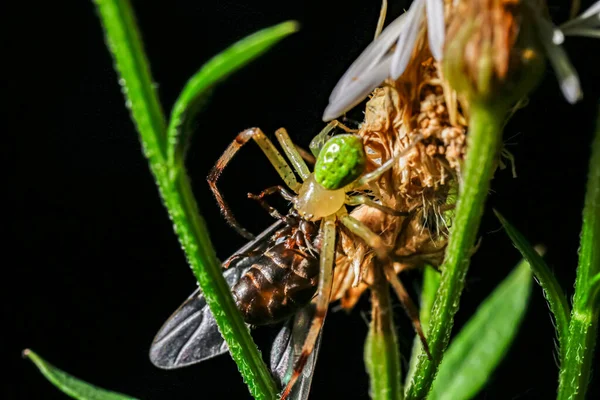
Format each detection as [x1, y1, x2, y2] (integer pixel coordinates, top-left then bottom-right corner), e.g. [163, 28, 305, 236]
[314, 134, 366, 190]
[294, 174, 345, 221]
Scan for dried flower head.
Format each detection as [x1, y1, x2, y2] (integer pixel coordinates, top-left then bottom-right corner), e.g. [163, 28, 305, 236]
[331, 43, 466, 310]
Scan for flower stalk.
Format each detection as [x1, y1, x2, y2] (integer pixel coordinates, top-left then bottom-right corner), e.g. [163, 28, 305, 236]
[557, 108, 600, 400]
[405, 101, 505, 399]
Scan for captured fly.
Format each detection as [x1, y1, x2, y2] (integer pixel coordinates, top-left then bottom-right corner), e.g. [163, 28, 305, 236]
[150, 217, 323, 400]
[151, 119, 425, 398]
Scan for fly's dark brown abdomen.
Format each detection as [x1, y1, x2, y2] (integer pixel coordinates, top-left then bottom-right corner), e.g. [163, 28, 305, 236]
[232, 242, 319, 325]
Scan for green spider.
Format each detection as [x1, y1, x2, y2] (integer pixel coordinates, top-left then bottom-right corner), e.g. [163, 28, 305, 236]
[207, 121, 422, 398]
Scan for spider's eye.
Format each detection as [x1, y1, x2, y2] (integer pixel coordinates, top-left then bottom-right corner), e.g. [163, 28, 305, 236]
[314, 134, 366, 190]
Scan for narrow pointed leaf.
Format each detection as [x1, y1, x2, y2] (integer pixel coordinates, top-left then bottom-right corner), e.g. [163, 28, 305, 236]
[428, 260, 532, 400]
[365, 262, 403, 400]
[24, 350, 137, 400]
[494, 209, 570, 355]
[167, 21, 299, 167]
[585, 272, 600, 308]
[94, 1, 280, 397]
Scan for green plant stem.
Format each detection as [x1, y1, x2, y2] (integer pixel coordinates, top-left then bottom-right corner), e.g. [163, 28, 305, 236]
[365, 262, 403, 400]
[557, 108, 600, 400]
[93, 1, 278, 398]
[405, 103, 504, 399]
[405, 267, 441, 389]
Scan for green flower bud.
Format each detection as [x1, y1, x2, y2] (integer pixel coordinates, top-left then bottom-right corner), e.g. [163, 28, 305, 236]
[443, 0, 546, 106]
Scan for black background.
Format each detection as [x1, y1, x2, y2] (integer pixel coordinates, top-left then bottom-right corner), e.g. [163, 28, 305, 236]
[7, 0, 600, 399]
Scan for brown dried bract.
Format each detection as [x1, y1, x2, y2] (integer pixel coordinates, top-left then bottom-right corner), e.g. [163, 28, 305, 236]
[332, 49, 467, 310]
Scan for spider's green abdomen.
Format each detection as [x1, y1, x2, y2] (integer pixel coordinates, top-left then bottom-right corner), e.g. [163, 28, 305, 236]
[314, 134, 366, 190]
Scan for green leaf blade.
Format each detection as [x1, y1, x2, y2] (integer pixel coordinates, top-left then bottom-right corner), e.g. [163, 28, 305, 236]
[494, 209, 570, 356]
[167, 21, 299, 167]
[428, 260, 532, 400]
[365, 264, 403, 400]
[94, 1, 282, 397]
[24, 349, 138, 400]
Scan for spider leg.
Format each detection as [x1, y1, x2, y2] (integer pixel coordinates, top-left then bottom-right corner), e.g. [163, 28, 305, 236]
[345, 194, 409, 216]
[248, 185, 296, 221]
[309, 120, 357, 157]
[340, 214, 430, 358]
[207, 128, 301, 239]
[280, 215, 336, 400]
[294, 145, 316, 166]
[351, 134, 424, 188]
[339, 214, 389, 260]
[385, 262, 432, 359]
[275, 128, 311, 181]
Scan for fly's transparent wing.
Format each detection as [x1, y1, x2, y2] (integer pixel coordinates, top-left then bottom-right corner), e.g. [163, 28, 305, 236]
[270, 305, 323, 400]
[149, 267, 244, 369]
[149, 220, 284, 369]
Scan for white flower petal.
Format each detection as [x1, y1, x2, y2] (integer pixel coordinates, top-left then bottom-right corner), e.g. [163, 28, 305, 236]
[580, 1, 600, 19]
[562, 28, 600, 38]
[324, 0, 447, 121]
[390, 0, 426, 79]
[322, 56, 393, 121]
[426, 0, 445, 60]
[560, 1, 600, 35]
[328, 13, 408, 104]
[533, 8, 583, 103]
[559, 75, 582, 104]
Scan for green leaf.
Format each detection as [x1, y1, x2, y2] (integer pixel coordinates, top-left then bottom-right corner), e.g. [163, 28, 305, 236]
[365, 264, 403, 400]
[428, 260, 532, 400]
[494, 209, 570, 357]
[93, 1, 281, 398]
[585, 272, 600, 309]
[24, 349, 137, 400]
[166, 21, 299, 169]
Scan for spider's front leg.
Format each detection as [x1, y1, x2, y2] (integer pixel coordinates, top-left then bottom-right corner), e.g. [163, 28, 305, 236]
[350, 134, 423, 190]
[207, 128, 302, 239]
[280, 215, 336, 400]
[385, 262, 432, 359]
[346, 194, 409, 217]
[309, 120, 357, 157]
